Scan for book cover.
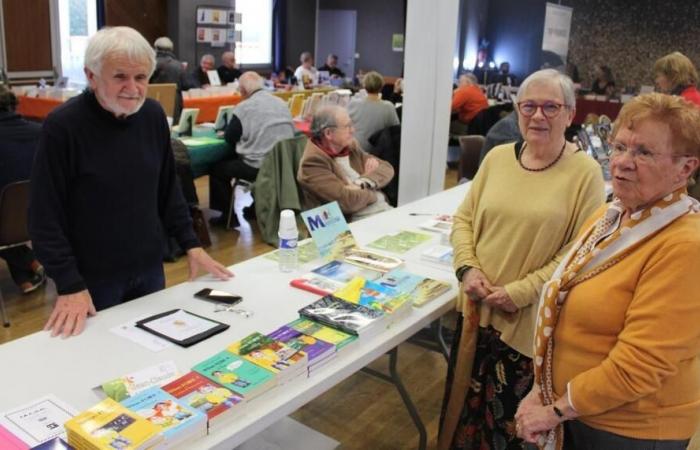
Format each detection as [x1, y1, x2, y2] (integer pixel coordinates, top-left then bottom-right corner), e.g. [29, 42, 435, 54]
[0, 395, 77, 448]
[29, 437, 73, 449]
[288, 318, 356, 349]
[420, 245, 453, 266]
[227, 332, 308, 377]
[192, 351, 276, 399]
[121, 386, 206, 445]
[367, 230, 432, 254]
[265, 239, 320, 264]
[100, 360, 179, 402]
[311, 260, 381, 284]
[290, 273, 347, 296]
[65, 398, 162, 450]
[0, 423, 29, 450]
[267, 325, 334, 364]
[298, 295, 385, 336]
[334, 277, 411, 315]
[301, 201, 357, 260]
[343, 248, 403, 273]
[161, 372, 243, 423]
[418, 215, 453, 235]
[378, 269, 451, 307]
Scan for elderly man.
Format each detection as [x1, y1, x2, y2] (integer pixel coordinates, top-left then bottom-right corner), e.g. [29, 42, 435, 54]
[318, 53, 345, 79]
[191, 53, 216, 88]
[298, 105, 394, 221]
[29, 27, 232, 338]
[150, 36, 187, 120]
[450, 72, 488, 134]
[294, 52, 318, 89]
[217, 51, 242, 85]
[209, 71, 295, 227]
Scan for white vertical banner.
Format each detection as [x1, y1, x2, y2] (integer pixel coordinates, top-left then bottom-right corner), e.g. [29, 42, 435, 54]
[541, 3, 573, 63]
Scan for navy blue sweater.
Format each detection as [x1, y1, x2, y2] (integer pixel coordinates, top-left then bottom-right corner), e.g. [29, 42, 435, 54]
[28, 91, 199, 295]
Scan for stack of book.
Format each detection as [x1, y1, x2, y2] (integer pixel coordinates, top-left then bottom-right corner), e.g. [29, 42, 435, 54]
[420, 244, 453, 267]
[64, 398, 163, 450]
[193, 351, 277, 402]
[334, 277, 412, 322]
[121, 386, 207, 449]
[418, 215, 453, 243]
[228, 332, 308, 384]
[288, 318, 357, 351]
[299, 295, 386, 337]
[267, 325, 335, 375]
[378, 268, 451, 307]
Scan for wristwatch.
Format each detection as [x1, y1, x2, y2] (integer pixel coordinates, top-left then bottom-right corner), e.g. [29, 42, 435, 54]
[455, 265, 472, 282]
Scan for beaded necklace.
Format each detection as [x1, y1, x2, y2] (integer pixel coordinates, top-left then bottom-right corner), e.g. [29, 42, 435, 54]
[518, 141, 566, 172]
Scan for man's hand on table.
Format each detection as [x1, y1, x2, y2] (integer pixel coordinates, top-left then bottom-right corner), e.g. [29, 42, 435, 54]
[45, 289, 96, 338]
[187, 247, 234, 281]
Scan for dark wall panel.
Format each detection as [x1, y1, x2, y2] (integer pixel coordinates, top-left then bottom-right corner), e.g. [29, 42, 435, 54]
[104, 0, 168, 48]
[3, 0, 52, 72]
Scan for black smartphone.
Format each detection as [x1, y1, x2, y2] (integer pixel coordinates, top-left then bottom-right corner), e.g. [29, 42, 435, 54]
[194, 288, 243, 305]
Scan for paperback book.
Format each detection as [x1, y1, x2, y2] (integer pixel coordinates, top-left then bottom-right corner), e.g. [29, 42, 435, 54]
[418, 215, 453, 236]
[99, 360, 179, 402]
[334, 277, 412, 317]
[121, 386, 206, 449]
[420, 245, 453, 266]
[267, 325, 335, 371]
[161, 372, 243, 432]
[227, 332, 308, 384]
[287, 318, 357, 350]
[378, 268, 452, 307]
[30, 437, 73, 450]
[0, 395, 77, 448]
[192, 351, 276, 401]
[298, 295, 386, 336]
[64, 398, 162, 450]
[367, 230, 432, 254]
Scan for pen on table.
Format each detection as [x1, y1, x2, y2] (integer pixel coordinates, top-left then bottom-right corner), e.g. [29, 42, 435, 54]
[409, 213, 437, 216]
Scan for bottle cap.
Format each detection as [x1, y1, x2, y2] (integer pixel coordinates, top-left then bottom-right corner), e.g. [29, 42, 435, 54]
[279, 209, 298, 235]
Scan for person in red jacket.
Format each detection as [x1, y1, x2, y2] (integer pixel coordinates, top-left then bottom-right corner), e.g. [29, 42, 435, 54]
[450, 73, 488, 134]
[654, 51, 700, 107]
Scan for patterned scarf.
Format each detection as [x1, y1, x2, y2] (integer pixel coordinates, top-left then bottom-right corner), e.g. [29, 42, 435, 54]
[532, 188, 699, 449]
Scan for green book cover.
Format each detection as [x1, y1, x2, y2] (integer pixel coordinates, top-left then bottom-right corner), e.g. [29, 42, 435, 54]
[367, 230, 432, 254]
[192, 351, 275, 398]
[288, 318, 357, 349]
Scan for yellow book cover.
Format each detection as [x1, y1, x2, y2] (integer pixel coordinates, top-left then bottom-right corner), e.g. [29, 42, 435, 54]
[65, 398, 162, 450]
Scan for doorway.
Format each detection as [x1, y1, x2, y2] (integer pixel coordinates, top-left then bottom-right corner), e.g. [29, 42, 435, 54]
[315, 9, 356, 80]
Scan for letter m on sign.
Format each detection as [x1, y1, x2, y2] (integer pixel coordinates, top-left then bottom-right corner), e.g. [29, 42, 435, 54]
[306, 215, 325, 231]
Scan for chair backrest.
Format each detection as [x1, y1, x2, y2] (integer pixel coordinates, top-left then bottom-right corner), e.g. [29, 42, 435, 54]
[288, 94, 305, 118]
[458, 135, 485, 181]
[0, 180, 30, 246]
[147, 83, 177, 117]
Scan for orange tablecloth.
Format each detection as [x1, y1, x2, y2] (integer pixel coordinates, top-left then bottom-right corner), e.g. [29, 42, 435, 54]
[183, 94, 243, 123]
[17, 96, 64, 120]
[294, 120, 311, 136]
[573, 98, 623, 125]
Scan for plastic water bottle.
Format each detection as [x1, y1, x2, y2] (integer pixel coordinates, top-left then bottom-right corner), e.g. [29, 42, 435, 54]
[278, 210, 299, 272]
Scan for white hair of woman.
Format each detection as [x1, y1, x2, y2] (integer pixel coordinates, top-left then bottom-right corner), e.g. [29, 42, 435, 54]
[517, 68, 576, 107]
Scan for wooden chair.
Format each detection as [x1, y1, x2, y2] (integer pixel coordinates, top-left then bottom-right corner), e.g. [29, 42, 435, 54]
[288, 94, 305, 119]
[0, 180, 31, 327]
[457, 135, 485, 181]
[146, 83, 177, 118]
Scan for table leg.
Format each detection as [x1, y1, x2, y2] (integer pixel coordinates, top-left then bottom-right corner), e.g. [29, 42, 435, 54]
[0, 291, 9, 327]
[361, 347, 427, 450]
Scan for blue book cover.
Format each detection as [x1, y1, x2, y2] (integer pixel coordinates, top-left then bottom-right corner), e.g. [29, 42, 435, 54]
[30, 437, 74, 450]
[301, 201, 357, 260]
[121, 386, 206, 442]
[311, 260, 381, 283]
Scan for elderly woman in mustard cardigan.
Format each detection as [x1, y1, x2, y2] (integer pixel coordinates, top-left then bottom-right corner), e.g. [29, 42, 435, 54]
[516, 93, 700, 450]
[297, 105, 394, 220]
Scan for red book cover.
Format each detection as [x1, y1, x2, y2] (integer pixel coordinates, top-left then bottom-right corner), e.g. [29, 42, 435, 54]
[161, 371, 243, 422]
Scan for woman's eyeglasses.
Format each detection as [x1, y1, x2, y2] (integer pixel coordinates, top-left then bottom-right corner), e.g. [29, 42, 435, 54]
[517, 101, 569, 118]
[606, 141, 692, 164]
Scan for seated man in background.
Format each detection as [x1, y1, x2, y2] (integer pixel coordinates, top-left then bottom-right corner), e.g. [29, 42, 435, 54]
[0, 85, 45, 294]
[29, 26, 232, 339]
[298, 105, 394, 221]
[294, 52, 318, 89]
[190, 54, 215, 88]
[150, 36, 187, 121]
[217, 51, 242, 84]
[347, 71, 400, 152]
[495, 61, 517, 86]
[318, 53, 345, 79]
[209, 71, 296, 227]
[450, 72, 488, 135]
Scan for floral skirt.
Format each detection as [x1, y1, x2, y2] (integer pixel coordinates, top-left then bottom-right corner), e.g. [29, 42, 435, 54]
[448, 324, 534, 450]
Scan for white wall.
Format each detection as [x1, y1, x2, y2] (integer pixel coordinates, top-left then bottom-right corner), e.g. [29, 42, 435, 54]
[398, 0, 460, 204]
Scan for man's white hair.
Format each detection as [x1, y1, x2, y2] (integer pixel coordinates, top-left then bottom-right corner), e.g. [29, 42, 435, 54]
[85, 26, 156, 76]
[154, 36, 174, 51]
[239, 71, 264, 95]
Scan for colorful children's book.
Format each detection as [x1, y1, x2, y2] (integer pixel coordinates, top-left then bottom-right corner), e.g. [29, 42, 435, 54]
[367, 230, 432, 254]
[0, 395, 77, 448]
[64, 398, 162, 450]
[227, 332, 308, 384]
[161, 371, 243, 431]
[334, 277, 412, 316]
[298, 295, 386, 336]
[121, 386, 206, 448]
[99, 361, 179, 401]
[288, 318, 357, 350]
[378, 268, 452, 307]
[267, 325, 335, 370]
[300, 201, 357, 260]
[192, 351, 276, 400]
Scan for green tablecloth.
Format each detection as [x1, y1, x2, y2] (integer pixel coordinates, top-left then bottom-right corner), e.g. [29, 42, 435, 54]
[174, 126, 231, 178]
